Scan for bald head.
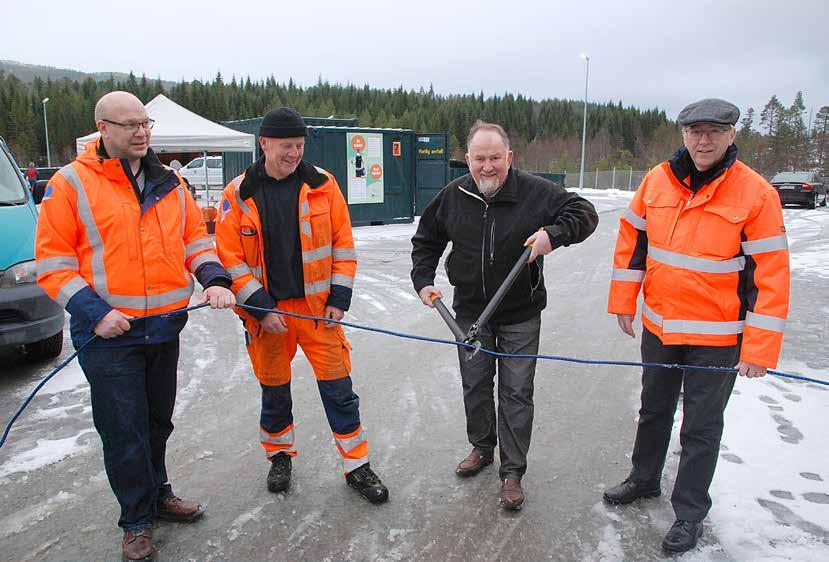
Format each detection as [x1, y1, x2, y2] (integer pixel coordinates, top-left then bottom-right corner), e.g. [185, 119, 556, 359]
[94, 91, 145, 121]
[95, 91, 151, 164]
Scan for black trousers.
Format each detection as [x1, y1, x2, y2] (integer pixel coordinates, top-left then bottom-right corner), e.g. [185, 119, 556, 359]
[629, 329, 738, 522]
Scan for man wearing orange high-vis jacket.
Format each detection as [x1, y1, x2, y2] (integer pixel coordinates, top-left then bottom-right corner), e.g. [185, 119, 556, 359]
[35, 92, 235, 561]
[604, 98, 789, 554]
[215, 107, 388, 505]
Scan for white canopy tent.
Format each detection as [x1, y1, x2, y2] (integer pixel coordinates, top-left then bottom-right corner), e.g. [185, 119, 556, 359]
[75, 94, 256, 202]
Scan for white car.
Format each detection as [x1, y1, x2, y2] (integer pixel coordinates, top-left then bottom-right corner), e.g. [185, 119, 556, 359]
[179, 156, 223, 187]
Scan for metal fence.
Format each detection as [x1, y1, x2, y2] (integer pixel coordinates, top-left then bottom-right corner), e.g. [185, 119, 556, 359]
[558, 169, 648, 191]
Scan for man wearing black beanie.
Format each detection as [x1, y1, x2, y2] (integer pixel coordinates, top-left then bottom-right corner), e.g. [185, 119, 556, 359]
[216, 107, 389, 504]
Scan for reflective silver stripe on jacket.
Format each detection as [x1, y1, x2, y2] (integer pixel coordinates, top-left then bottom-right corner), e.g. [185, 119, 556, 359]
[37, 256, 79, 276]
[663, 318, 744, 336]
[185, 238, 214, 258]
[300, 200, 309, 216]
[233, 180, 251, 215]
[741, 235, 788, 256]
[644, 302, 746, 335]
[251, 266, 262, 279]
[331, 273, 354, 289]
[107, 279, 194, 310]
[178, 186, 186, 239]
[302, 244, 332, 263]
[305, 278, 331, 295]
[643, 302, 662, 326]
[227, 263, 252, 280]
[745, 311, 786, 333]
[333, 248, 357, 261]
[56, 275, 89, 307]
[611, 268, 645, 282]
[648, 246, 745, 274]
[300, 221, 312, 237]
[61, 164, 109, 295]
[623, 208, 647, 231]
[237, 278, 264, 304]
[188, 252, 220, 273]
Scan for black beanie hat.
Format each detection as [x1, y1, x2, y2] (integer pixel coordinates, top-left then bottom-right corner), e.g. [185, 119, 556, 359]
[259, 107, 307, 138]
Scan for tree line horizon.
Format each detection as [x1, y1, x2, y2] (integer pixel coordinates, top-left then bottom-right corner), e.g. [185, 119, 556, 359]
[1, 70, 826, 178]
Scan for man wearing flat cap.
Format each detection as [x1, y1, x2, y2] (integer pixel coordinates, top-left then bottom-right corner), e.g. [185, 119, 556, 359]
[215, 107, 389, 504]
[605, 98, 789, 553]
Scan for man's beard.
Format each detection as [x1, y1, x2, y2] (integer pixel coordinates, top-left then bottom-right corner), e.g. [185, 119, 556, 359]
[478, 176, 501, 196]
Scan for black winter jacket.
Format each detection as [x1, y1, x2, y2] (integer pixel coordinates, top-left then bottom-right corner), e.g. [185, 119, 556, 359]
[411, 169, 599, 325]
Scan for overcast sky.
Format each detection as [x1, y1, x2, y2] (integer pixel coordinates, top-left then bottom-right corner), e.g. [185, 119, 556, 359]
[2, 0, 827, 124]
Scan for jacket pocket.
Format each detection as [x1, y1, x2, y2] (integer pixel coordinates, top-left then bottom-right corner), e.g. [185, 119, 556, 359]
[309, 195, 332, 244]
[692, 203, 749, 258]
[240, 224, 259, 266]
[644, 193, 681, 245]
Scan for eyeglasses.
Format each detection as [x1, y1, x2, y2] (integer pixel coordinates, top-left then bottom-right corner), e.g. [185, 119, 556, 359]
[101, 118, 155, 133]
[682, 126, 732, 141]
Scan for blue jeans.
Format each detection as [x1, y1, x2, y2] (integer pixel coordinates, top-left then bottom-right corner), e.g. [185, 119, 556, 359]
[78, 340, 179, 530]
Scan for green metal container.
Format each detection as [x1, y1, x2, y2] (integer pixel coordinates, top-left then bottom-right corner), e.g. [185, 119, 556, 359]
[223, 117, 449, 225]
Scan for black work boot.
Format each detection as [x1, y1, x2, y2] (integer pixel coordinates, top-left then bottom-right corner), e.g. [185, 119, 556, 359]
[346, 463, 389, 504]
[662, 519, 703, 553]
[267, 453, 292, 493]
[603, 478, 661, 505]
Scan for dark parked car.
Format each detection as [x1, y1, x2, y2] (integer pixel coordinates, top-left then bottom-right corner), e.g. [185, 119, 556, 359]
[770, 171, 827, 209]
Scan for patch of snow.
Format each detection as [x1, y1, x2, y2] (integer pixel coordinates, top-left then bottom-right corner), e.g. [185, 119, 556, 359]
[0, 432, 94, 477]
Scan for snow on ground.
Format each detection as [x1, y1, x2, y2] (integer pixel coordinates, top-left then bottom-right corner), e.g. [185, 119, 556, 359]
[4, 189, 827, 560]
[783, 208, 829, 278]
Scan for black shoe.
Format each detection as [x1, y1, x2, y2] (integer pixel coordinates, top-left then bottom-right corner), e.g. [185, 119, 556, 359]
[346, 463, 389, 504]
[267, 453, 292, 493]
[662, 519, 703, 553]
[603, 478, 661, 505]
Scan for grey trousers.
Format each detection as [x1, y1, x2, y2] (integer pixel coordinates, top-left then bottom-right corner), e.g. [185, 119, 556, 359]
[456, 314, 541, 480]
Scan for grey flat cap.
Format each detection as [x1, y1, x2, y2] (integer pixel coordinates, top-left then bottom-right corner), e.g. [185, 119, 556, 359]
[678, 98, 740, 126]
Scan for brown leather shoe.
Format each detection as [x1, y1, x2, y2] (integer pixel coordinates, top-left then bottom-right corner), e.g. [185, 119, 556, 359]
[157, 495, 206, 523]
[499, 479, 524, 511]
[122, 527, 154, 561]
[455, 447, 494, 477]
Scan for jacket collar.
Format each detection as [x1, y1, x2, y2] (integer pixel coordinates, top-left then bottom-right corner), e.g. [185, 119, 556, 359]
[79, 139, 174, 189]
[458, 167, 519, 204]
[668, 144, 738, 190]
[239, 158, 328, 200]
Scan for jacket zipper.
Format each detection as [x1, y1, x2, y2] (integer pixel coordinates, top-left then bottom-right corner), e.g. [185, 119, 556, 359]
[481, 203, 489, 300]
[489, 220, 496, 266]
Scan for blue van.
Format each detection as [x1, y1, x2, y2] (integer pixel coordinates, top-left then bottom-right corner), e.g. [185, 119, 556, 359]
[0, 137, 64, 358]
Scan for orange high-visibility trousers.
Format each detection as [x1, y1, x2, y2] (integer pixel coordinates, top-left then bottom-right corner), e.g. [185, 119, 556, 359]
[245, 298, 367, 473]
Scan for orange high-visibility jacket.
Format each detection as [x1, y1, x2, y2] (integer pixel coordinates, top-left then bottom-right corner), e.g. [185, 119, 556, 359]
[608, 157, 789, 368]
[214, 161, 357, 326]
[36, 141, 227, 346]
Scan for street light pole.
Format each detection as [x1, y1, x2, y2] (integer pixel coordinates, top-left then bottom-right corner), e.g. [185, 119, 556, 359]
[578, 54, 589, 190]
[42, 97, 51, 168]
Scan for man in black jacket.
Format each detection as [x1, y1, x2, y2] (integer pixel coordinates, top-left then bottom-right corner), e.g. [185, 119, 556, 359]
[411, 121, 598, 510]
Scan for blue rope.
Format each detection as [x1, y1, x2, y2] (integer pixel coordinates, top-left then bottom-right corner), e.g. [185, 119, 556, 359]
[0, 303, 210, 450]
[1, 301, 825, 452]
[234, 304, 829, 386]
